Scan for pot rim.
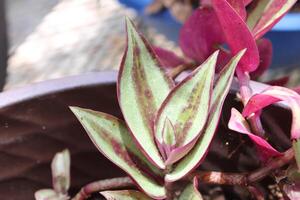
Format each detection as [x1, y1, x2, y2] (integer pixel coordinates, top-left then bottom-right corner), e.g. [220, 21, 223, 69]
[0, 71, 118, 108]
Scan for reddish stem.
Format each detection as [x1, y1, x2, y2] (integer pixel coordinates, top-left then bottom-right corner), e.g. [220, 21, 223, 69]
[71, 177, 134, 200]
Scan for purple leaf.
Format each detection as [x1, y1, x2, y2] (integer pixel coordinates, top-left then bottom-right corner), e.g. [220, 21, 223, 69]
[179, 7, 224, 63]
[226, 0, 247, 20]
[212, 0, 259, 72]
[250, 38, 273, 79]
[242, 86, 300, 140]
[228, 108, 282, 161]
[153, 47, 186, 68]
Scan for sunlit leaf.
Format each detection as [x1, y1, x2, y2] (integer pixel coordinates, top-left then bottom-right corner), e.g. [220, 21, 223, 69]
[179, 178, 203, 200]
[212, 0, 259, 72]
[51, 149, 70, 195]
[179, 7, 224, 63]
[70, 107, 166, 199]
[228, 108, 282, 161]
[155, 51, 218, 165]
[118, 18, 174, 169]
[165, 50, 245, 182]
[101, 190, 152, 200]
[242, 86, 300, 140]
[250, 0, 298, 39]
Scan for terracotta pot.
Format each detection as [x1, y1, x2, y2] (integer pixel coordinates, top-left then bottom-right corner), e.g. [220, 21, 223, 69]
[0, 71, 291, 199]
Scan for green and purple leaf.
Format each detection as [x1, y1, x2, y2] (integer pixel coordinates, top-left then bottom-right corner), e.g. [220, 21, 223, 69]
[179, 178, 203, 200]
[155, 51, 218, 165]
[34, 189, 68, 200]
[212, 0, 259, 72]
[101, 190, 152, 200]
[242, 86, 300, 140]
[165, 50, 245, 182]
[70, 107, 166, 199]
[153, 47, 186, 68]
[228, 108, 282, 161]
[250, 0, 298, 39]
[118, 18, 174, 169]
[179, 7, 224, 63]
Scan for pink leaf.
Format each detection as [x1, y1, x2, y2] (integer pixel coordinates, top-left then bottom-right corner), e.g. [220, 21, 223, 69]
[250, 38, 273, 79]
[179, 7, 225, 63]
[226, 0, 247, 20]
[228, 108, 282, 161]
[212, 0, 259, 72]
[243, 86, 300, 139]
[153, 47, 186, 68]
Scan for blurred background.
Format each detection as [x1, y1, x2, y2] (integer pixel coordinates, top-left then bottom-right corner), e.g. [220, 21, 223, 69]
[1, 0, 300, 90]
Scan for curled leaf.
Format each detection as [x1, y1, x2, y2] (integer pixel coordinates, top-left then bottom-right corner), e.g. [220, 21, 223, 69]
[70, 107, 166, 199]
[118, 18, 174, 169]
[155, 51, 218, 165]
[165, 50, 245, 182]
[228, 108, 282, 161]
[243, 86, 300, 140]
[212, 0, 259, 72]
[51, 149, 70, 195]
[101, 190, 152, 200]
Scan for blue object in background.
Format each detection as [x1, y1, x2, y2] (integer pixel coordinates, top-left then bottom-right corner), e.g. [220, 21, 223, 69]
[119, 0, 300, 69]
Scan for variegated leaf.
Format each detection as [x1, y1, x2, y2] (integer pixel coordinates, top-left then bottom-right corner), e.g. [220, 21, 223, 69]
[155, 51, 218, 165]
[165, 50, 245, 182]
[212, 0, 259, 72]
[242, 86, 300, 140]
[118, 18, 174, 169]
[70, 107, 166, 199]
[101, 190, 152, 200]
[250, 0, 297, 39]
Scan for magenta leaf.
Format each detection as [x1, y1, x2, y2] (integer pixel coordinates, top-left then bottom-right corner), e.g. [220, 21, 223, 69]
[226, 0, 247, 20]
[228, 108, 282, 161]
[179, 7, 224, 63]
[212, 0, 259, 72]
[153, 47, 186, 68]
[250, 38, 273, 79]
[243, 86, 300, 140]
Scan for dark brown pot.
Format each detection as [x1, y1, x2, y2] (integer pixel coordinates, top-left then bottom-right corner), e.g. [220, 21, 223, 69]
[0, 71, 292, 200]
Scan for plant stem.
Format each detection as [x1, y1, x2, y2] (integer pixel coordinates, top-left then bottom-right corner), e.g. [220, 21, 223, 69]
[71, 148, 294, 199]
[191, 148, 294, 186]
[236, 70, 265, 137]
[71, 177, 134, 200]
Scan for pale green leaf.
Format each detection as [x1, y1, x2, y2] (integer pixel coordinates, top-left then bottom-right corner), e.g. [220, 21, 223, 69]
[118, 18, 174, 169]
[179, 178, 203, 200]
[70, 107, 166, 199]
[155, 51, 218, 165]
[165, 50, 245, 182]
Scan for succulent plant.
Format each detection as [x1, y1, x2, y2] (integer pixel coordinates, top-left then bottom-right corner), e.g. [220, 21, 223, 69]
[70, 17, 244, 199]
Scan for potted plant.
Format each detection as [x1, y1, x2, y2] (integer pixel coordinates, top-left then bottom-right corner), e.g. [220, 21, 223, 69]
[1, 0, 300, 199]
